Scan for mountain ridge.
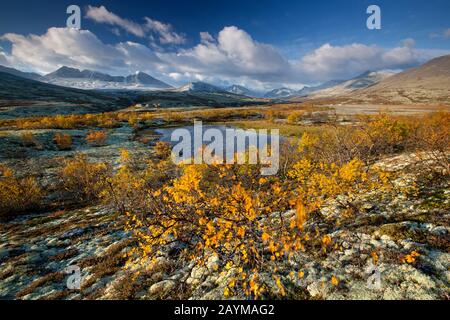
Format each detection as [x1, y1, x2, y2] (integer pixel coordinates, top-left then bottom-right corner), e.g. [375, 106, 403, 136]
[351, 54, 450, 103]
[44, 66, 172, 90]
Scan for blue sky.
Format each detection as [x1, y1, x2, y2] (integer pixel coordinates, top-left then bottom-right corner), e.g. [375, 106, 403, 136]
[0, 0, 449, 89]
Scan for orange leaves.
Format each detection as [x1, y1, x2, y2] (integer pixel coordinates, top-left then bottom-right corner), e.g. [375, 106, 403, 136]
[331, 276, 339, 286]
[321, 235, 333, 253]
[261, 232, 270, 242]
[322, 235, 332, 247]
[402, 251, 420, 264]
[223, 287, 231, 298]
[295, 202, 308, 230]
[86, 130, 107, 147]
[237, 226, 246, 238]
[288, 155, 389, 225]
[54, 133, 72, 151]
[0, 166, 43, 217]
[274, 276, 286, 297]
[59, 153, 109, 202]
[371, 251, 379, 265]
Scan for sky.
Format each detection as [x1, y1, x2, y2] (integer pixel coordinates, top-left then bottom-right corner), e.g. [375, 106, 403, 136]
[0, 0, 449, 90]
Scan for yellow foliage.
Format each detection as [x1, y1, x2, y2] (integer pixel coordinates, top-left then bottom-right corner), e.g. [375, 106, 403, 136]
[0, 166, 43, 216]
[59, 154, 109, 202]
[402, 251, 420, 264]
[86, 130, 108, 147]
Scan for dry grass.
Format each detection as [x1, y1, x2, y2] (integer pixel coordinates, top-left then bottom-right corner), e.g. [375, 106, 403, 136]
[16, 272, 65, 298]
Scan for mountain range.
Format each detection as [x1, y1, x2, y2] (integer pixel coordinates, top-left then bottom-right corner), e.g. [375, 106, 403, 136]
[0, 64, 400, 99]
[1, 54, 449, 115]
[43, 66, 172, 90]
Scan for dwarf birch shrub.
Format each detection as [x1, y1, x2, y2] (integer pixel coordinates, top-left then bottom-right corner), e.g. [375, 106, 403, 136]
[0, 165, 43, 217]
[109, 152, 389, 298]
[59, 154, 110, 202]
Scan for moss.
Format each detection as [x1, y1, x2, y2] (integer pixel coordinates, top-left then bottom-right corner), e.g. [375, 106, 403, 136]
[418, 188, 449, 210]
[378, 222, 450, 251]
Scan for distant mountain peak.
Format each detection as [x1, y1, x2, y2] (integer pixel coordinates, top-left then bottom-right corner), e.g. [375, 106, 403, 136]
[264, 87, 298, 98]
[226, 84, 255, 96]
[177, 81, 225, 93]
[44, 66, 171, 90]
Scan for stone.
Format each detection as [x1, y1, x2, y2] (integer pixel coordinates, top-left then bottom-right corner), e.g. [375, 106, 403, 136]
[148, 280, 176, 296]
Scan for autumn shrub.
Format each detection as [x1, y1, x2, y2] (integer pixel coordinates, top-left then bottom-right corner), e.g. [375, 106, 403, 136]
[86, 131, 108, 147]
[108, 149, 389, 299]
[59, 154, 110, 202]
[54, 133, 73, 151]
[20, 132, 42, 149]
[154, 141, 172, 159]
[413, 111, 449, 174]
[0, 165, 43, 217]
[102, 149, 179, 214]
[287, 111, 304, 124]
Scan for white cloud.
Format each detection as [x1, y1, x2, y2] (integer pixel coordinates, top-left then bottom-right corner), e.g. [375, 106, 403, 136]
[295, 43, 436, 81]
[401, 38, 416, 47]
[144, 18, 186, 45]
[200, 32, 214, 43]
[86, 5, 145, 37]
[0, 27, 162, 74]
[164, 26, 290, 83]
[86, 6, 185, 45]
[0, 46, 11, 66]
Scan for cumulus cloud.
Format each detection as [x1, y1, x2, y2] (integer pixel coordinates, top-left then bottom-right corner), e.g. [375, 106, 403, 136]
[144, 18, 186, 45]
[0, 27, 162, 74]
[86, 6, 185, 45]
[200, 32, 214, 43]
[1, 25, 448, 88]
[164, 26, 290, 83]
[296, 43, 433, 81]
[86, 5, 145, 37]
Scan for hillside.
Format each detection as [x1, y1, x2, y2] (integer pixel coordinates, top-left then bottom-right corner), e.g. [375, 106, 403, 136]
[0, 72, 131, 118]
[0, 65, 43, 81]
[352, 55, 450, 103]
[309, 71, 395, 98]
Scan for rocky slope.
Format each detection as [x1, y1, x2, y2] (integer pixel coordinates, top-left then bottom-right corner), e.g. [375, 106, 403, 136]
[352, 55, 450, 103]
[309, 71, 395, 98]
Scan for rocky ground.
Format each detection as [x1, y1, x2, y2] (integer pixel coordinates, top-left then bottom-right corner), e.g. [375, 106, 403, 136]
[1, 147, 448, 300]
